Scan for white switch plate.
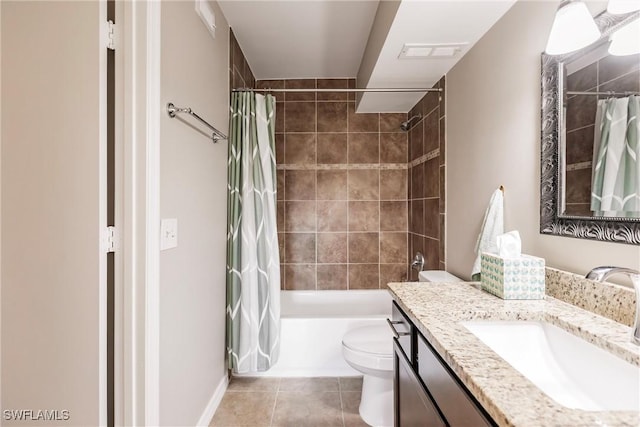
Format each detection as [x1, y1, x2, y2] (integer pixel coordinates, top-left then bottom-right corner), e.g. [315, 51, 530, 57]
[160, 218, 178, 250]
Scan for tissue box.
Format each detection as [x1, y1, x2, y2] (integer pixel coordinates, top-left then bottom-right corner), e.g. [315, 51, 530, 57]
[480, 253, 545, 299]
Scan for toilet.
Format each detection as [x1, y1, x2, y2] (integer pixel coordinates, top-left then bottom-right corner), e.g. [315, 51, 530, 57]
[342, 324, 394, 427]
[342, 270, 463, 427]
[418, 269, 463, 283]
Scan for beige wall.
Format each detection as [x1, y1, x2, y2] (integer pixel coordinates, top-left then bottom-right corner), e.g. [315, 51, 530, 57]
[0, 0, 3, 410]
[1, 1, 230, 425]
[1, 1, 103, 425]
[159, 1, 229, 425]
[446, 1, 640, 282]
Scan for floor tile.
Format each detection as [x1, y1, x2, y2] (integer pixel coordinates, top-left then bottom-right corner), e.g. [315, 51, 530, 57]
[212, 377, 369, 427]
[341, 391, 368, 427]
[227, 376, 281, 392]
[279, 377, 340, 392]
[338, 376, 363, 392]
[210, 391, 276, 427]
[272, 391, 343, 427]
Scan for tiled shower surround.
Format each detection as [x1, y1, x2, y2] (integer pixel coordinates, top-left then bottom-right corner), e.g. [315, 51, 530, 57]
[229, 29, 255, 91]
[257, 78, 410, 290]
[406, 78, 446, 279]
[230, 32, 445, 290]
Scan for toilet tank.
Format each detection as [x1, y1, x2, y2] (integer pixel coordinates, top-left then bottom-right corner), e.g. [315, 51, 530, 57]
[418, 270, 463, 283]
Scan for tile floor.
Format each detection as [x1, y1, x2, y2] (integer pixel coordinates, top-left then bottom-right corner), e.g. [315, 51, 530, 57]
[210, 376, 368, 427]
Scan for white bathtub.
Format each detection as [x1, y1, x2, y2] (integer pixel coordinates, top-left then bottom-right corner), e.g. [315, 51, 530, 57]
[237, 290, 392, 377]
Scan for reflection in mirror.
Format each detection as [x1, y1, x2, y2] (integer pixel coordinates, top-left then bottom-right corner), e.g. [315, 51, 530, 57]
[562, 43, 640, 219]
[540, 10, 640, 244]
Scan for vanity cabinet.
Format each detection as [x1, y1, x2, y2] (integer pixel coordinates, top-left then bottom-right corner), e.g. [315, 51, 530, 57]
[394, 339, 446, 426]
[390, 301, 495, 427]
[417, 334, 493, 426]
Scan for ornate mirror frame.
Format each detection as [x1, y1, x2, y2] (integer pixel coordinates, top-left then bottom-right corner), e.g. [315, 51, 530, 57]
[540, 10, 640, 245]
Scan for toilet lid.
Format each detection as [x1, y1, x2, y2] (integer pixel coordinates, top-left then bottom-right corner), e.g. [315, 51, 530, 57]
[342, 324, 393, 357]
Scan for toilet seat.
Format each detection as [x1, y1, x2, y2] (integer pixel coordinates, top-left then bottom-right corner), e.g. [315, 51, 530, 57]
[342, 325, 393, 371]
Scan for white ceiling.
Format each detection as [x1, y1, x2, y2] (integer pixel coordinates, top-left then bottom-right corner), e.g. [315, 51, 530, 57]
[218, 0, 380, 79]
[358, 0, 517, 112]
[219, 0, 517, 112]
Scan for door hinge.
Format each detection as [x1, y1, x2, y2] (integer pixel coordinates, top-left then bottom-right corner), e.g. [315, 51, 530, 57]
[106, 20, 116, 51]
[103, 226, 118, 253]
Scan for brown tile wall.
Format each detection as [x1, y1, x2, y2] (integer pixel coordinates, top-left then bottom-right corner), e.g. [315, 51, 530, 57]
[565, 53, 640, 216]
[406, 78, 446, 279]
[229, 29, 255, 90]
[228, 32, 447, 289]
[260, 78, 409, 290]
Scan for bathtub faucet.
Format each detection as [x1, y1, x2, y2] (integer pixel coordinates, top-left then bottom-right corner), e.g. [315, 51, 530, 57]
[411, 252, 424, 272]
[586, 266, 640, 345]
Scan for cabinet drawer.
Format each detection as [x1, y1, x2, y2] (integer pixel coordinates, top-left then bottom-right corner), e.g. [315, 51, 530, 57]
[390, 301, 412, 360]
[417, 333, 494, 426]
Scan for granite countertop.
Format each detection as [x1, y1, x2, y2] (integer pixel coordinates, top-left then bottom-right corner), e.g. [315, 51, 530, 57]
[387, 281, 640, 427]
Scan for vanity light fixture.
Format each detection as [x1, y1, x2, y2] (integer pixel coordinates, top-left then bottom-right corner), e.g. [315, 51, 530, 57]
[545, 0, 601, 55]
[608, 17, 640, 55]
[607, 0, 640, 14]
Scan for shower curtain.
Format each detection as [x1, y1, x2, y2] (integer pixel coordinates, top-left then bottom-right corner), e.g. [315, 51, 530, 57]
[591, 95, 640, 217]
[226, 91, 281, 373]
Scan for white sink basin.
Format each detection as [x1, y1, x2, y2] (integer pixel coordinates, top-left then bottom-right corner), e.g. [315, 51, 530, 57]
[461, 320, 640, 411]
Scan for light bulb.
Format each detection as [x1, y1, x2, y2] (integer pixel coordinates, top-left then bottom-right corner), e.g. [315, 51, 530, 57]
[609, 17, 640, 55]
[607, 0, 640, 14]
[546, 1, 601, 55]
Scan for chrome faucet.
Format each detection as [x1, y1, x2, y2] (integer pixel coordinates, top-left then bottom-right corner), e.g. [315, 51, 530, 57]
[411, 252, 425, 272]
[586, 266, 640, 345]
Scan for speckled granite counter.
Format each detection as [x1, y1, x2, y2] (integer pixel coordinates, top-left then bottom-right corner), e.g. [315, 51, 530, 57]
[387, 281, 640, 427]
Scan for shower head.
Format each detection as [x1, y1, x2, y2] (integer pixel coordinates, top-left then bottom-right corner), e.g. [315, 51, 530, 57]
[400, 114, 421, 131]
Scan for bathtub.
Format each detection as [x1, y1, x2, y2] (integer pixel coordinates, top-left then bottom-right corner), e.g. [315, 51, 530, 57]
[237, 289, 392, 377]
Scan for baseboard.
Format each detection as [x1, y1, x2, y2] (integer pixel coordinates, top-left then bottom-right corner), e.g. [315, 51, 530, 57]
[196, 374, 229, 426]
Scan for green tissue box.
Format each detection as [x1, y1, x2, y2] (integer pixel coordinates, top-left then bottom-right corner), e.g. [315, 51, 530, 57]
[480, 253, 545, 300]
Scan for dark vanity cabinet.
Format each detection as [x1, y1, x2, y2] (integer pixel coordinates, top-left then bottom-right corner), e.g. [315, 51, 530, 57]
[391, 302, 445, 426]
[390, 301, 495, 427]
[394, 338, 446, 426]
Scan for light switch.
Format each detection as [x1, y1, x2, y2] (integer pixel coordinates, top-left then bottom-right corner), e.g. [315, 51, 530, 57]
[160, 218, 178, 250]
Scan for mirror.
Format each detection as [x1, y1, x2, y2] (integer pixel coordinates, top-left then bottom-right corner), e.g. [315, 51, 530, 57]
[541, 10, 640, 244]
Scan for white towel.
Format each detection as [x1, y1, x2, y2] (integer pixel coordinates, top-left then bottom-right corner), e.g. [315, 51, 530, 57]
[471, 189, 504, 278]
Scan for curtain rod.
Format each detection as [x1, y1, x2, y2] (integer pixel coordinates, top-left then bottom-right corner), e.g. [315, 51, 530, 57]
[567, 90, 640, 96]
[166, 102, 227, 143]
[232, 87, 442, 93]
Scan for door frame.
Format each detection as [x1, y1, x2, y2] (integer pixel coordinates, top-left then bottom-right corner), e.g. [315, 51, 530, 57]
[0, 1, 113, 424]
[117, 1, 162, 425]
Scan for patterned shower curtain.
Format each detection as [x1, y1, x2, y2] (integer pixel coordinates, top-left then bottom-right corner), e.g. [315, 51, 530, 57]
[226, 91, 280, 373]
[591, 95, 640, 217]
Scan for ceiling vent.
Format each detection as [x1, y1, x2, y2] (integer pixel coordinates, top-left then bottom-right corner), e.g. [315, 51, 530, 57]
[398, 43, 468, 59]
